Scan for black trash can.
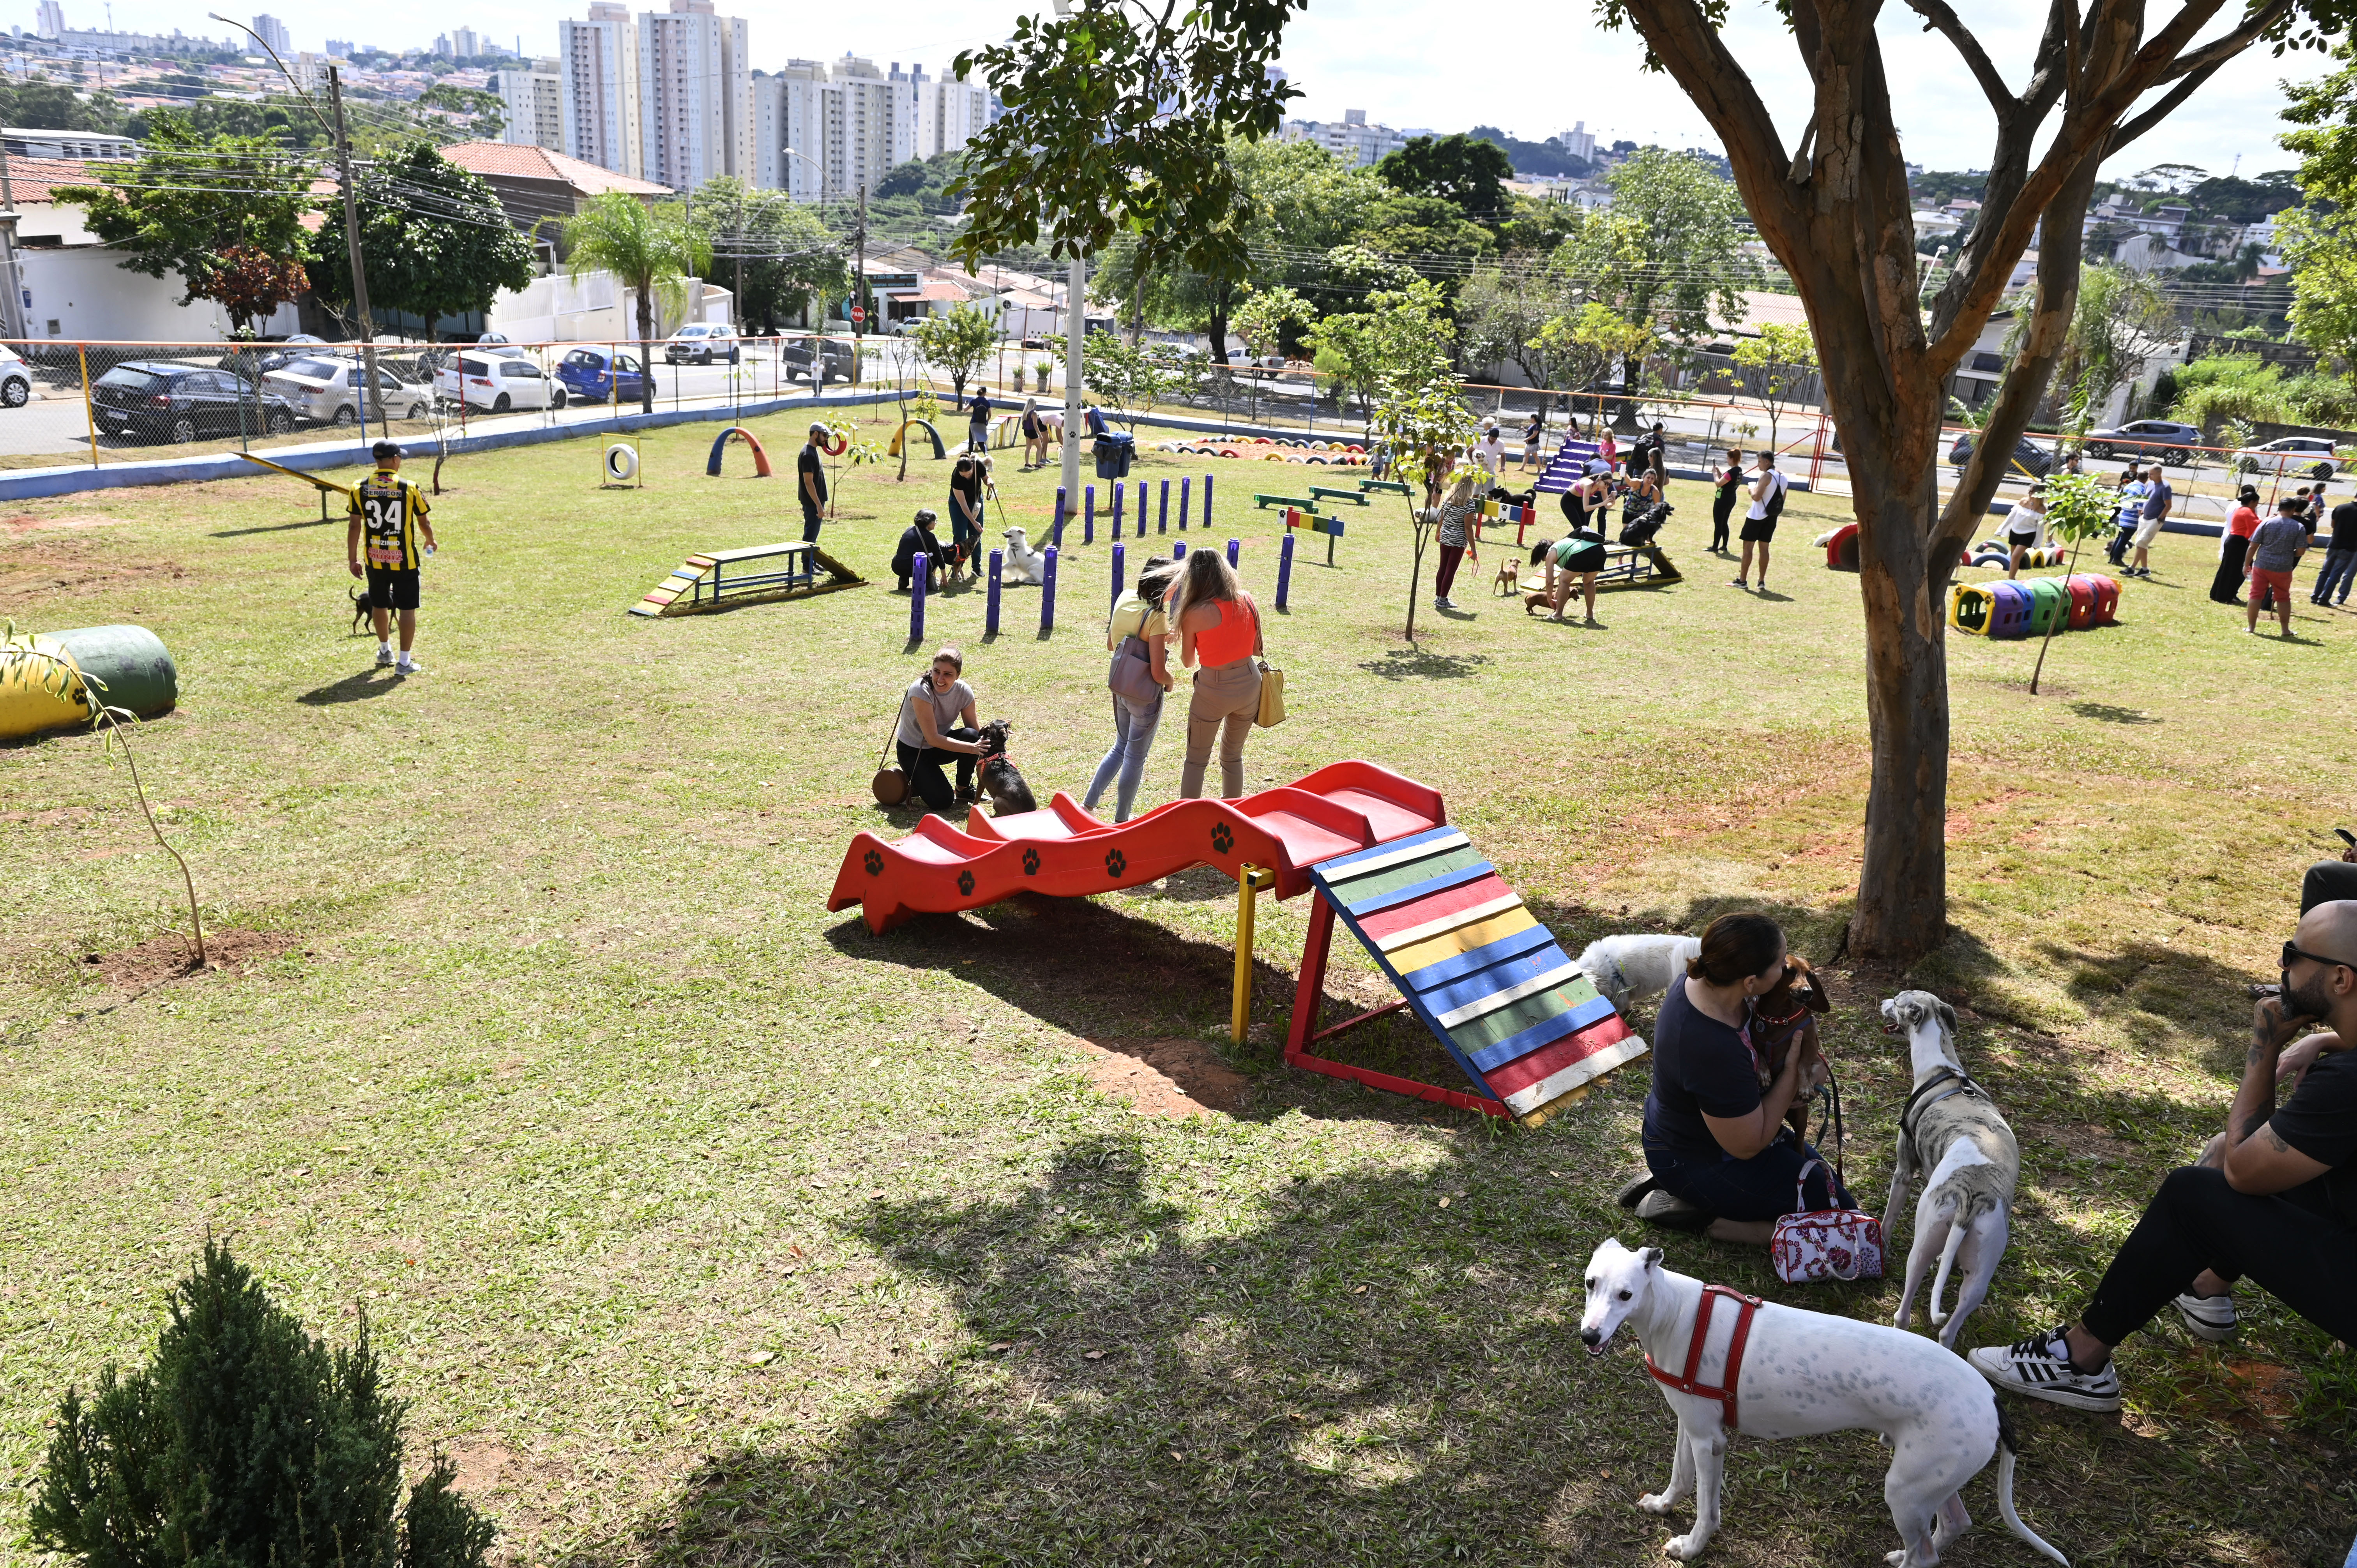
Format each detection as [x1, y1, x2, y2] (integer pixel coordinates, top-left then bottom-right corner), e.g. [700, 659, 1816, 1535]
[1094, 431, 1136, 479]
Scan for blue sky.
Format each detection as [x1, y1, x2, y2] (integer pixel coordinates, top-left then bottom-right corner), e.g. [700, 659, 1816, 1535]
[76, 2, 2322, 184]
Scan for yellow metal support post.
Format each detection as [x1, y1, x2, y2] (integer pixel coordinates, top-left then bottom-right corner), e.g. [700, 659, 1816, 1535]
[1232, 863, 1276, 1044]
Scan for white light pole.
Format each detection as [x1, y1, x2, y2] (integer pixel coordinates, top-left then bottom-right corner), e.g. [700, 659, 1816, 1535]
[1064, 251, 1085, 503]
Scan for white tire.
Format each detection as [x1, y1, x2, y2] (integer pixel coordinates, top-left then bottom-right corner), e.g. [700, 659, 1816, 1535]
[604, 443, 639, 481]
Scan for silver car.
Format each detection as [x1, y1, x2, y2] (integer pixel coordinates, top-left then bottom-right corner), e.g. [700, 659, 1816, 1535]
[261, 357, 431, 426]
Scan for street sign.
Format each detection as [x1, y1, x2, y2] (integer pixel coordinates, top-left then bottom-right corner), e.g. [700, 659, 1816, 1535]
[850, 305, 866, 324]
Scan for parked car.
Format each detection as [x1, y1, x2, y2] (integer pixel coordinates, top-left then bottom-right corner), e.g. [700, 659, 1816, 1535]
[1947, 430, 2055, 478]
[440, 352, 564, 412]
[0, 343, 32, 407]
[664, 322, 741, 364]
[2236, 434, 2340, 480]
[90, 360, 297, 443]
[262, 357, 432, 425]
[468, 332, 530, 358]
[781, 335, 855, 384]
[2082, 418, 2202, 466]
[552, 346, 651, 404]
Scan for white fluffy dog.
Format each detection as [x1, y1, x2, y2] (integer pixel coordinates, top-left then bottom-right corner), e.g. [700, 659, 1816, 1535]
[1574, 933, 1701, 1015]
[1580, 1238, 2068, 1567]
[1000, 525, 1051, 586]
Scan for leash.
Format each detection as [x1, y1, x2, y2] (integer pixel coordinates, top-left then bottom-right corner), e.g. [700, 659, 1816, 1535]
[1645, 1284, 1764, 1433]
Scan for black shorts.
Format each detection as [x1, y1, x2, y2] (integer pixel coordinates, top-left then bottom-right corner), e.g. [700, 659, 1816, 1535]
[1739, 515, 1779, 542]
[1558, 545, 1607, 573]
[364, 567, 420, 611]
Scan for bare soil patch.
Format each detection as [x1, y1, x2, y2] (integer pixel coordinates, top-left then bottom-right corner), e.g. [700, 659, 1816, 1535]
[1075, 1037, 1251, 1117]
[84, 927, 300, 992]
[0, 536, 184, 597]
[2, 512, 128, 536]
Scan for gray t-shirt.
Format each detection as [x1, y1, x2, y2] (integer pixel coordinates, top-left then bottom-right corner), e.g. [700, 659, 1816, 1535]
[2251, 514, 2311, 573]
[896, 675, 974, 749]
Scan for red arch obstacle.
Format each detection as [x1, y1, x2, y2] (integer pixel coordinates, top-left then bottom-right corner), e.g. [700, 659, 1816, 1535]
[706, 426, 773, 478]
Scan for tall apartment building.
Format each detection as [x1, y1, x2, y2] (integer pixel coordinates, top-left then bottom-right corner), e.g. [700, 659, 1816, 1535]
[452, 27, 480, 58]
[750, 55, 991, 201]
[636, 0, 752, 192]
[1554, 121, 1595, 163]
[1278, 109, 1406, 168]
[35, 2, 62, 41]
[325, 37, 354, 57]
[251, 13, 291, 55]
[499, 69, 565, 150]
[559, 4, 642, 181]
[754, 61, 827, 200]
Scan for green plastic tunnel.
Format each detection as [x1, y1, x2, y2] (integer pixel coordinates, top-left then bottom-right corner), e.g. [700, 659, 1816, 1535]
[0, 625, 178, 740]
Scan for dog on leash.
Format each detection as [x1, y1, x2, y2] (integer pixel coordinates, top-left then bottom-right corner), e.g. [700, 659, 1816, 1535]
[974, 719, 1037, 816]
[1880, 990, 2022, 1351]
[1580, 1238, 2068, 1567]
[1574, 933, 1701, 1015]
[1001, 526, 1050, 586]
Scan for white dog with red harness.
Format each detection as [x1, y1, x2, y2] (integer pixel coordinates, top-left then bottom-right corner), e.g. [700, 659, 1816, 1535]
[1578, 1238, 2068, 1566]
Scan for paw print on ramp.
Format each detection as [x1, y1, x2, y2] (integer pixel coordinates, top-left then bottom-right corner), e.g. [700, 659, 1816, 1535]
[863, 849, 884, 877]
[957, 869, 976, 897]
[1104, 847, 1127, 879]
[1209, 821, 1234, 856]
[1021, 847, 1042, 876]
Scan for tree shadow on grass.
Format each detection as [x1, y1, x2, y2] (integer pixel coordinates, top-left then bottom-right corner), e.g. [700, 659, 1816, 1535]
[1356, 649, 1491, 681]
[2067, 701, 2162, 725]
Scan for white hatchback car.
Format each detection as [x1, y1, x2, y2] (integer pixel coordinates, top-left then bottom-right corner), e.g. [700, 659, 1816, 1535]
[2237, 434, 2341, 480]
[664, 322, 741, 364]
[436, 353, 562, 412]
[260, 357, 432, 426]
[0, 342, 32, 407]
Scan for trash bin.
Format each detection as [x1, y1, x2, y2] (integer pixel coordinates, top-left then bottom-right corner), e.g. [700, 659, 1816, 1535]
[1094, 431, 1136, 479]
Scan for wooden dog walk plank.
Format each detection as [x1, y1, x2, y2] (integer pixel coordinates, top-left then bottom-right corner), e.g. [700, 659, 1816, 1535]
[1308, 486, 1370, 505]
[1306, 835, 1647, 1126]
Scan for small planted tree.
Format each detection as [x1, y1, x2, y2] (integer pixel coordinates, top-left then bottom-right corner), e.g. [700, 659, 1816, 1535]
[31, 1239, 495, 1568]
[1732, 321, 1820, 455]
[1085, 335, 1186, 426]
[906, 303, 1000, 405]
[1369, 360, 1481, 645]
[2027, 471, 2120, 696]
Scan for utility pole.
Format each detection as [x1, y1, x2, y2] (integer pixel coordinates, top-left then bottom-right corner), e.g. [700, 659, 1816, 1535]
[852, 180, 866, 385]
[326, 67, 385, 440]
[0, 140, 28, 344]
[1062, 249, 1084, 503]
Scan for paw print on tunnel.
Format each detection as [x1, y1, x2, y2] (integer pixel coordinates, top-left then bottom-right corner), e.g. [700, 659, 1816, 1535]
[1210, 821, 1234, 856]
[1104, 847, 1127, 879]
[863, 849, 884, 877]
[957, 869, 976, 897]
[1021, 847, 1041, 876]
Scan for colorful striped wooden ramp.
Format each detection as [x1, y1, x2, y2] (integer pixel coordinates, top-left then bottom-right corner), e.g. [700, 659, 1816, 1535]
[628, 544, 865, 616]
[1307, 826, 1646, 1125]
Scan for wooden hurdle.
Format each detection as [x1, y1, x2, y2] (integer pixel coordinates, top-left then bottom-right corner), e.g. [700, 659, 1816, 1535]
[1281, 507, 1346, 566]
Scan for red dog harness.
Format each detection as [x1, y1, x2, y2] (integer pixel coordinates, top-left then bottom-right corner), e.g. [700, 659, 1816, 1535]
[1645, 1284, 1764, 1432]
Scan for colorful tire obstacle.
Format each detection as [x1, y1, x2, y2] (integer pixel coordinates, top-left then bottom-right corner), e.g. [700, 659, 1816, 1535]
[1155, 436, 1369, 466]
[1950, 574, 2118, 637]
[705, 426, 772, 477]
[0, 624, 177, 740]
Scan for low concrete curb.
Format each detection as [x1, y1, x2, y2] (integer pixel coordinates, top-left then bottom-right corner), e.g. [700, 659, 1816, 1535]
[0, 389, 902, 502]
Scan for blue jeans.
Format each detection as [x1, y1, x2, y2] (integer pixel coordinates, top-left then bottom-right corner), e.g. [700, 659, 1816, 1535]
[1083, 691, 1164, 822]
[1644, 1130, 1854, 1222]
[2311, 547, 2355, 604]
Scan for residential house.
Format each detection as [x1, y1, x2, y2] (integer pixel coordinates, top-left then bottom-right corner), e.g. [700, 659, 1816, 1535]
[438, 141, 672, 263]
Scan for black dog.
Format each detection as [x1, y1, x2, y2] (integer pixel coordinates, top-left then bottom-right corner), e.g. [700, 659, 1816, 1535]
[975, 719, 1037, 816]
[348, 585, 377, 636]
[1487, 484, 1537, 510]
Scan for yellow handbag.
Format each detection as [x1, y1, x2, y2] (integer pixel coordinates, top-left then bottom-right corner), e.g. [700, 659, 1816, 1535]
[1254, 660, 1286, 727]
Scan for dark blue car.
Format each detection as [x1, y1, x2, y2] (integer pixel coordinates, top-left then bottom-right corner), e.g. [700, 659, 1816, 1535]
[555, 346, 656, 403]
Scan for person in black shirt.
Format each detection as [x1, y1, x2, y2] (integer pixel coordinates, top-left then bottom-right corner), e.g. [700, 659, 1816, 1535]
[967, 387, 993, 452]
[946, 454, 984, 581]
[798, 422, 830, 544]
[892, 509, 946, 594]
[2312, 496, 2357, 606]
[1971, 899, 2357, 1413]
[1708, 448, 1742, 554]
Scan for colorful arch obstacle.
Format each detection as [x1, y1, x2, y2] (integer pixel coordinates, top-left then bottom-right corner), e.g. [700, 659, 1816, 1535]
[1, 624, 178, 740]
[704, 427, 773, 478]
[1950, 573, 2118, 637]
[828, 761, 1645, 1127]
[887, 420, 945, 460]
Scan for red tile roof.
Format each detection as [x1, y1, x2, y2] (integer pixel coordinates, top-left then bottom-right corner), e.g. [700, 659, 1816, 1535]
[438, 141, 672, 197]
[4, 156, 98, 203]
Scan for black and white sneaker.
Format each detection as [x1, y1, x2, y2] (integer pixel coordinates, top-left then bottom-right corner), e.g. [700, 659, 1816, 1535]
[1968, 1326, 2122, 1412]
[2173, 1290, 2236, 1342]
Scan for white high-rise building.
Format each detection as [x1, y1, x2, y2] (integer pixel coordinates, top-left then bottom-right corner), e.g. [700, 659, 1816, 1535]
[754, 62, 828, 201]
[934, 72, 989, 158]
[1277, 108, 1405, 168]
[34, 2, 62, 41]
[560, 4, 642, 180]
[1554, 121, 1595, 163]
[498, 69, 564, 150]
[637, 0, 752, 192]
[451, 26, 480, 58]
[251, 13, 290, 55]
[750, 55, 990, 199]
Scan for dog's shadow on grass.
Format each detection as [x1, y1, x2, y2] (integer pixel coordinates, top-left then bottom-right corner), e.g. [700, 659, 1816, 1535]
[295, 671, 410, 706]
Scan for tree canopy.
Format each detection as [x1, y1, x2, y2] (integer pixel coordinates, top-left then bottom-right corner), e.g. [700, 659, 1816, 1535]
[687, 176, 846, 333]
[308, 142, 537, 338]
[1375, 134, 1514, 216]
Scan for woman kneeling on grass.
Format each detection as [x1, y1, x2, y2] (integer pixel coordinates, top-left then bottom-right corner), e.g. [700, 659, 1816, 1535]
[1624, 912, 1848, 1245]
[1531, 528, 1606, 627]
[1169, 548, 1264, 800]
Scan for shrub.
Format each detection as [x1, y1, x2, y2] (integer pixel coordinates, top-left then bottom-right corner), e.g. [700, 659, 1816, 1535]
[30, 1240, 495, 1568]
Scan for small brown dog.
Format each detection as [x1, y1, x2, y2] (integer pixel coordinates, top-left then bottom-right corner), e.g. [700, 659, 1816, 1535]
[1751, 955, 1832, 1138]
[1523, 590, 1556, 615]
[1493, 558, 1521, 596]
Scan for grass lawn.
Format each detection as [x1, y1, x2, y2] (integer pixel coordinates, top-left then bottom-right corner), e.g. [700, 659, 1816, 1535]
[3, 406, 2355, 1566]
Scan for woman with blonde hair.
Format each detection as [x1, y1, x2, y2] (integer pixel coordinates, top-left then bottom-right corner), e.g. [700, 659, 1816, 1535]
[1020, 397, 1051, 470]
[1168, 547, 1265, 799]
[1429, 471, 1479, 610]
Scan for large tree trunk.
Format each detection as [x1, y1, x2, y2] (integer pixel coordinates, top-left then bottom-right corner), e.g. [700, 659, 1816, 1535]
[1207, 281, 1231, 365]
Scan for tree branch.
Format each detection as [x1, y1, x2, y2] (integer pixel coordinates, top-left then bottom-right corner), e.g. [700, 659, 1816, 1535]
[2108, 58, 2227, 155]
[2153, 0, 2290, 83]
[1904, 0, 2018, 115]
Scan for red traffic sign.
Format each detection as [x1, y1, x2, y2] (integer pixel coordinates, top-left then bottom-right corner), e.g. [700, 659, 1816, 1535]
[850, 305, 866, 323]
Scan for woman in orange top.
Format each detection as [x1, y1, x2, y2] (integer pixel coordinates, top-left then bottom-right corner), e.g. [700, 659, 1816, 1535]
[1168, 547, 1265, 799]
[2210, 485, 2261, 606]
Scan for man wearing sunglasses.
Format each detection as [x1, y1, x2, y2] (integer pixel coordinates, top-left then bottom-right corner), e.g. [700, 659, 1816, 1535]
[1971, 900, 2357, 1412]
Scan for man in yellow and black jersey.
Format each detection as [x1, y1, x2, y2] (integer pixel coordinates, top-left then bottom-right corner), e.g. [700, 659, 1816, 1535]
[347, 441, 437, 673]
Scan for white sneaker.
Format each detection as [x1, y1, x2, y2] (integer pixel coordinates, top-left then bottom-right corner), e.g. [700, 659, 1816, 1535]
[395, 657, 422, 675]
[1967, 1326, 2122, 1413]
[2173, 1290, 2236, 1342]
[375, 646, 395, 667]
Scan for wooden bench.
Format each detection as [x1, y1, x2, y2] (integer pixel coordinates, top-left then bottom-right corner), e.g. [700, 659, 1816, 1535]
[1254, 492, 1319, 510]
[1309, 485, 1369, 507]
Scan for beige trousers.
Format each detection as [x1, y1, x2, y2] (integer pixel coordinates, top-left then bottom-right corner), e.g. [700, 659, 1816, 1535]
[1179, 657, 1262, 799]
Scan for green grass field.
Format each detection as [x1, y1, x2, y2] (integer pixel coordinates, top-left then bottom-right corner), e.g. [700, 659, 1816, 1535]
[3, 407, 2354, 1566]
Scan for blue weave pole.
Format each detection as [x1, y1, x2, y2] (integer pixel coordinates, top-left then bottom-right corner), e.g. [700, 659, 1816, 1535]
[910, 553, 928, 643]
[1135, 481, 1147, 535]
[1041, 546, 1058, 633]
[1053, 487, 1067, 548]
[1203, 473, 1214, 528]
[1178, 476, 1191, 531]
[1158, 478, 1170, 533]
[1173, 540, 1187, 560]
[986, 549, 1002, 637]
[1276, 531, 1294, 611]
[1111, 481, 1124, 539]
[1084, 485, 1095, 545]
[1111, 542, 1125, 610]
[1226, 537, 1240, 569]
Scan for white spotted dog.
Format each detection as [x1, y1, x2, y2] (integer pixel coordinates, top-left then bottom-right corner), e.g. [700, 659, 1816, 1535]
[1579, 1238, 2069, 1567]
[1880, 990, 2022, 1350]
[1574, 932, 1701, 1016]
[1000, 525, 1050, 586]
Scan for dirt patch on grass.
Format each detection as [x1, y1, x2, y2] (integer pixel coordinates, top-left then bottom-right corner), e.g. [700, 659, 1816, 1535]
[0, 536, 184, 597]
[2225, 1358, 2302, 1423]
[2, 512, 129, 536]
[1076, 1037, 1250, 1117]
[83, 927, 300, 991]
